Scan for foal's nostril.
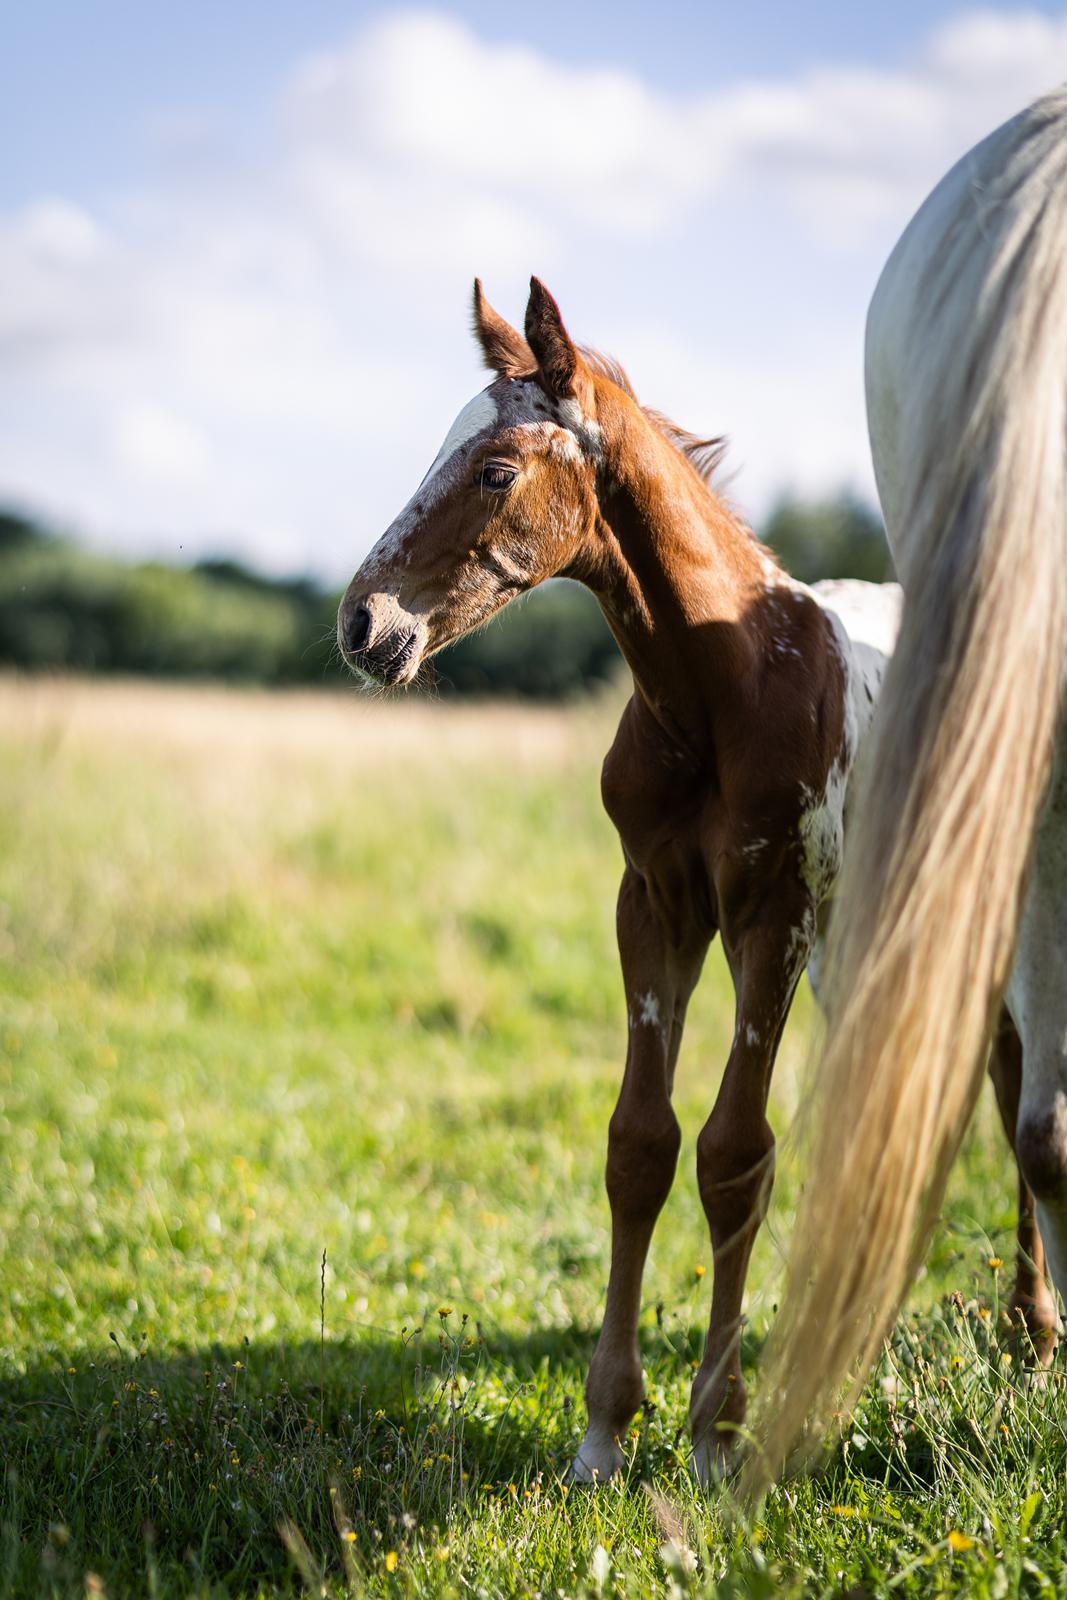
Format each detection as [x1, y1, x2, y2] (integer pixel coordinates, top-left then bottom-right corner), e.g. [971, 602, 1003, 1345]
[343, 604, 372, 655]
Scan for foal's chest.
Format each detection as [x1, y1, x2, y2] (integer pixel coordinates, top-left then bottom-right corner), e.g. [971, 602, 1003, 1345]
[604, 579, 903, 936]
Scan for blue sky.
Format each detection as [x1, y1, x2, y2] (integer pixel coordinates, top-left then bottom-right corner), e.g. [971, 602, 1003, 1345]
[3, 3, 1067, 577]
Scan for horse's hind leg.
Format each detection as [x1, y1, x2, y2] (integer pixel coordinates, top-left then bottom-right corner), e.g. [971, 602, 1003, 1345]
[573, 867, 708, 1483]
[1007, 764, 1067, 1317]
[988, 1006, 1058, 1363]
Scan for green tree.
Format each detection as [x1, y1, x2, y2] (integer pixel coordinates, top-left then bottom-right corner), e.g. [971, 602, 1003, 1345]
[762, 492, 893, 584]
[435, 581, 619, 699]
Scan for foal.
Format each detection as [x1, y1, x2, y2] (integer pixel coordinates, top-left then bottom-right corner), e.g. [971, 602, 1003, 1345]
[337, 279, 895, 1479]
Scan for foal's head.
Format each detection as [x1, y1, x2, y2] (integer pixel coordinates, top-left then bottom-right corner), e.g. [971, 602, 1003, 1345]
[337, 279, 604, 686]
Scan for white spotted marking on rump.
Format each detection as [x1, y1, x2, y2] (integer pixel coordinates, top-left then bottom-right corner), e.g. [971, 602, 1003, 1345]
[797, 763, 848, 903]
[786, 906, 818, 983]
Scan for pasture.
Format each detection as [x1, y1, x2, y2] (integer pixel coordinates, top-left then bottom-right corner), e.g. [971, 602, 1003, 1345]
[2, 675, 1065, 1598]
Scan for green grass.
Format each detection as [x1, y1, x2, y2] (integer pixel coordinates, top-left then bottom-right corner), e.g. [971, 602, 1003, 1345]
[2, 675, 1065, 1599]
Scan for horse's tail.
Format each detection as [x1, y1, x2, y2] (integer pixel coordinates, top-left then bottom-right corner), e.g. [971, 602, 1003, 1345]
[745, 93, 1067, 1496]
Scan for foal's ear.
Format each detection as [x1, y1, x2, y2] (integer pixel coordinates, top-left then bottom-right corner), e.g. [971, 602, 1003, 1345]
[524, 277, 579, 399]
[471, 280, 535, 378]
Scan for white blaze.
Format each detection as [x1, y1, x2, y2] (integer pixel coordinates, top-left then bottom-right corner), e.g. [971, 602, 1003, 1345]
[421, 389, 499, 486]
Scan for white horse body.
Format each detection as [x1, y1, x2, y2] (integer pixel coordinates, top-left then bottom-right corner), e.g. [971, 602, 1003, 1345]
[865, 88, 1067, 1302]
[805, 560, 1067, 1304]
[745, 86, 1067, 1492]
[1004, 763, 1067, 1293]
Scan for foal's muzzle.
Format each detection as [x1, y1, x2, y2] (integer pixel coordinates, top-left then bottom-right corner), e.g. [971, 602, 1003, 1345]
[337, 591, 425, 686]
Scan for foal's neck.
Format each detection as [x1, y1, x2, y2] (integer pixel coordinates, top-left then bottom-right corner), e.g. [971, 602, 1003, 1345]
[583, 388, 769, 758]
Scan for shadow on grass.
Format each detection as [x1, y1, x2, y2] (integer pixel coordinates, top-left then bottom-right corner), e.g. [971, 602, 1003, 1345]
[2, 1317, 765, 1596]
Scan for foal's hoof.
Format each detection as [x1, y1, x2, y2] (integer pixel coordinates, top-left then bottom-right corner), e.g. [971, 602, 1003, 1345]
[690, 1432, 739, 1491]
[1002, 1303, 1059, 1370]
[571, 1425, 625, 1485]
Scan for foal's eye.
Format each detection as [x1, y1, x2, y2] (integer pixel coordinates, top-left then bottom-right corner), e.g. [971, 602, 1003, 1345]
[478, 463, 517, 491]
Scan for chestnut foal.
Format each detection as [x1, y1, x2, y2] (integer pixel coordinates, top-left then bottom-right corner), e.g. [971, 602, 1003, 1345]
[337, 279, 898, 1480]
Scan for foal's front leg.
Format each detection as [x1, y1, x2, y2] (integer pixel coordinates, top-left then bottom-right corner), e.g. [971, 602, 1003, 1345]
[689, 908, 807, 1484]
[573, 867, 708, 1483]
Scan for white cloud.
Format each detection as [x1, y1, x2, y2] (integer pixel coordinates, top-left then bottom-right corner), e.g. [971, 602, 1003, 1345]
[286, 12, 711, 234]
[0, 200, 134, 363]
[703, 12, 1067, 230]
[17, 200, 106, 265]
[293, 152, 556, 277]
[114, 402, 210, 488]
[288, 6, 1067, 240]
[1, 7, 1066, 574]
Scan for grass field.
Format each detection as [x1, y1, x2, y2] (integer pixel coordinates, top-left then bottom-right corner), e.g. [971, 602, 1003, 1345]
[2, 675, 1066, 1598]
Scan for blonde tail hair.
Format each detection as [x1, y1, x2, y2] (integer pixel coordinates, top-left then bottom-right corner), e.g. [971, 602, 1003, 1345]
[745, 91, 1067, 1498]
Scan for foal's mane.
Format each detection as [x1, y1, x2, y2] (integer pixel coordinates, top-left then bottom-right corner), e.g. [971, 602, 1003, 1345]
[580, 347, 730, 488]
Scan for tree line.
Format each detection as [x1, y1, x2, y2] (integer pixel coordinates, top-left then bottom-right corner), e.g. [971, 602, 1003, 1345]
[0, 495, 892, 698]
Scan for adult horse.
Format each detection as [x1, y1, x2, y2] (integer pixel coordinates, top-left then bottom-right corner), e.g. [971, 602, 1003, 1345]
[337, 274, 1048, 1481]
[748, 86, 1067, 1495]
